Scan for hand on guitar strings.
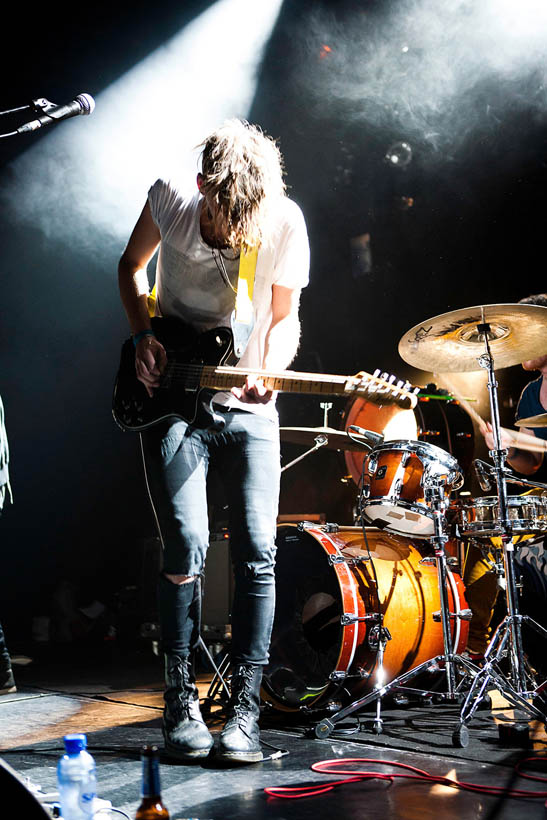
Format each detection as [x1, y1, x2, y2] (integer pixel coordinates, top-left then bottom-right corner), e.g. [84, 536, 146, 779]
[135, 335, 168, 398]
[231, 374, 277, 405]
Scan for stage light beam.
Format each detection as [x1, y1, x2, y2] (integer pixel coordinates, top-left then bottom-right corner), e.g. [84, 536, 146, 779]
[2, 0, 284, 257]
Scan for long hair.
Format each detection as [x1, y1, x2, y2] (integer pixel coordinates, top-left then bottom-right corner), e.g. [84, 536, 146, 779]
[518, 293, 547, 307]
[197, 119, 286, 251]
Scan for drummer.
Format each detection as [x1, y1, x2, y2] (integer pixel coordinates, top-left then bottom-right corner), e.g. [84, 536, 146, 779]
[481, 292, 547, 479]
[464, 293, 547, 661]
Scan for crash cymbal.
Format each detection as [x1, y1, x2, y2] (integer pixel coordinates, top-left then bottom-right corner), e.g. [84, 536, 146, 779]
[398, 304, 547, 372]
[280, 426, 371, 451]
[515, 413, 547, 428]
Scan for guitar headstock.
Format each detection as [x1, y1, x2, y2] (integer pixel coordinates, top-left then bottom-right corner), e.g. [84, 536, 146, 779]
[345, 369, 420, 409]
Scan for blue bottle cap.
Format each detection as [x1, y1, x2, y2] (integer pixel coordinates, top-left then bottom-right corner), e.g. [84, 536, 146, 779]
[63, 734, 87, 754]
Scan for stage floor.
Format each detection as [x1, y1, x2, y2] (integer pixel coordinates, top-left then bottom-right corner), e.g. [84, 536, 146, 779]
[1, 644, 546, 820]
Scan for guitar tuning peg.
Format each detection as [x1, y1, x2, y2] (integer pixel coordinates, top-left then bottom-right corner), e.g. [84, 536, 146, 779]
[387, 374, 396, 384]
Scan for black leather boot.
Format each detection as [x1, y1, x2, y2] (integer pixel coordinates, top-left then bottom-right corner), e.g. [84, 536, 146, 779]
[0, 624, 16, 695]
[163, 654, 214, 760]
[217, 664, 263, 763]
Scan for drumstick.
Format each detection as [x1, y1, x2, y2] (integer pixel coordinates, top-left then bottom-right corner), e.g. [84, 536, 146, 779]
[438, 375, 547, 455]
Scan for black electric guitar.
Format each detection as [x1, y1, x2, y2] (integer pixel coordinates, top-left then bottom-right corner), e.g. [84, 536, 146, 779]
[112, 317, 418, 432]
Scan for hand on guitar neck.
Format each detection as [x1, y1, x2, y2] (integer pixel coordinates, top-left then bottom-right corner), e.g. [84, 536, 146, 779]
[231, 374, 276, 405]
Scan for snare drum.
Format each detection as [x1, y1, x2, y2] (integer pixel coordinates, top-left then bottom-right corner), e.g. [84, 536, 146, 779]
[452, 495, 547, 538]
[262, 524, 468, 711]
[360, 440, 463, 538]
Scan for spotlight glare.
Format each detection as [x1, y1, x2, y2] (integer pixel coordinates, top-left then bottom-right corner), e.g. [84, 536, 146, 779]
[3, 0, 284, 253]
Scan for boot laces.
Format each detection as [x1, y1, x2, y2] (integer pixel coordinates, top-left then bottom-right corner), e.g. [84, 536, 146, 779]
[231, 666, 257, 721]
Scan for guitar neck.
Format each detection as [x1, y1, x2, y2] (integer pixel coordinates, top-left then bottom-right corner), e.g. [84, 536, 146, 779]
[198, 365, 417, 408]
[201, 366, 348, 396]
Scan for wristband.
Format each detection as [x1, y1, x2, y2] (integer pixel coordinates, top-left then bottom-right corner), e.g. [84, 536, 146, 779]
[133, 329, 156, 348]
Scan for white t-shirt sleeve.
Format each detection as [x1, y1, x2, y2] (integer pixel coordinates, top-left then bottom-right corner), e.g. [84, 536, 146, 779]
[272, 199, 310, 290]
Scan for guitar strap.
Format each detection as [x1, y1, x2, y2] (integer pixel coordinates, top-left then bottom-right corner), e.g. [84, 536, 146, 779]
[231, 246, 258, 359]
[147, 246, 259, 360]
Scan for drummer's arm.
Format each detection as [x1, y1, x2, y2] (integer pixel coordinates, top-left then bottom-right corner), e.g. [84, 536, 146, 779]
[506, 426, 544, 475]
[482, 422, 544, 475]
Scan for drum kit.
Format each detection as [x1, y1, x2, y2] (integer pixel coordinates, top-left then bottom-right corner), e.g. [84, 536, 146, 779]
[264, 303, 547, 748]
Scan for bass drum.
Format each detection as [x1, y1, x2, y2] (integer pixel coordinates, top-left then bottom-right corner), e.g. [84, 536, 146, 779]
[262, 524, 468, 711]
[343, 391, 475, 489]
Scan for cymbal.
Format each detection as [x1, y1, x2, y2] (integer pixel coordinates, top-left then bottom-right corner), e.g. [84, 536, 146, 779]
[398, 304, 547, 372]
[516, 413, 547, 428]
[280, 426, 371, 451]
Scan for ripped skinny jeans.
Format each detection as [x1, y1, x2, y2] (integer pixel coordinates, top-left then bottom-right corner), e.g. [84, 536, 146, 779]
[140, 406, 280, 666]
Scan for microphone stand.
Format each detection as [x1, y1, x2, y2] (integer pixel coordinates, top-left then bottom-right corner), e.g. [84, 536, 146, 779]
[0, 97, 61, 138]
[453, 317, 547, 745]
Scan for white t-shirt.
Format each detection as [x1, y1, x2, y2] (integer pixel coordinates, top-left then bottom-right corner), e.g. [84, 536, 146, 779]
[148, 178, 310, 419]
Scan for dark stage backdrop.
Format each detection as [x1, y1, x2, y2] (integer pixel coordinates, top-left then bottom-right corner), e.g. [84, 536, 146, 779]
[0, 0, 545, 642]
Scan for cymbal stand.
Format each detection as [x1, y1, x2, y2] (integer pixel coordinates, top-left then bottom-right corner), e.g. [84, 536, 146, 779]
[454, 319, 547, 744]
[314, 474, 477, 740]
[280, 434, 329, 474]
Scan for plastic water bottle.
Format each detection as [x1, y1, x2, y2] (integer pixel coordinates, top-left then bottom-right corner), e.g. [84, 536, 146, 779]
[57, 733, 97, 819]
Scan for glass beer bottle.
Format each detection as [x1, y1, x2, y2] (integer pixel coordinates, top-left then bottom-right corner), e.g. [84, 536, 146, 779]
[135, 745, 170, 819]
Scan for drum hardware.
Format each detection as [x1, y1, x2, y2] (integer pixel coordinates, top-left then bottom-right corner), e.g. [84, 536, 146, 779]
[280, 431, 329, 474]
[280, 426, 377, 452]
[320, 522, 341, 533]
[329, 668, 373, 681]
[420, 555, 460, 570]
[473, 458, 547, 494]
[432, 609, 473, 622]
[320, 402, 333, 426]
[340, 612, 382, 625]
[367, 624, 392, 651]
[330, 552, 371, 566]
[311, 475, 476, 740]
[399, 304, 547, 747]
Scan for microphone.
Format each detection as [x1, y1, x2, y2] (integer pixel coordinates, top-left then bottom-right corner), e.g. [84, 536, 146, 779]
[348, 425, 385, 448]
[473, 459, 492, 492]
[17, 93, 95, 133]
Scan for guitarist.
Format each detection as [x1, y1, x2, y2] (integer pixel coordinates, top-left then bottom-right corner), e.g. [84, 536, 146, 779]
[118, 120, 310, 763]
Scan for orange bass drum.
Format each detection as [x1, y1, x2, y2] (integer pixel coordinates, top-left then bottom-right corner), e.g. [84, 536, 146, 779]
[262, 524, 468, 711]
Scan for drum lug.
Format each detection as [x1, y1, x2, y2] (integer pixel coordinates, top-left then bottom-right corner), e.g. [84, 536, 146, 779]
[432, 608, 473, 622]
[419, 555, 460, 569]
[322, 522, 340, 533]
[340, 612, 381, 625]
[329, 671, 349, 682]
[329, 554, 346, 565]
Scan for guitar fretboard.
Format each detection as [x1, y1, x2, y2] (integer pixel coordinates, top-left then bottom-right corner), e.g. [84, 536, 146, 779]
[186, 364, 417, 408]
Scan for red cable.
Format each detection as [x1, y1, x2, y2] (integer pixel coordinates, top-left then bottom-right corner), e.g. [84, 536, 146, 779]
[264, 756, 547, 800]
